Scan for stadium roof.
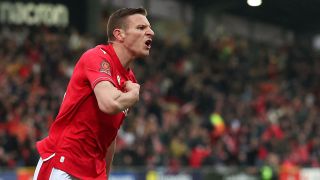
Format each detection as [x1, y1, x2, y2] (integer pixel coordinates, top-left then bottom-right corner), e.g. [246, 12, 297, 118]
[181, 0, 320, 34]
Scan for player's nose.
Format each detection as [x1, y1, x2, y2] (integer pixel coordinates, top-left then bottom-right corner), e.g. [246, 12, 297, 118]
[146, 27, 155, 37]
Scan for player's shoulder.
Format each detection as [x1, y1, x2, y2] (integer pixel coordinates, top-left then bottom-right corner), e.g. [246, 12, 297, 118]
[83, 44, 111, 58]
[80, 45, 112, 63]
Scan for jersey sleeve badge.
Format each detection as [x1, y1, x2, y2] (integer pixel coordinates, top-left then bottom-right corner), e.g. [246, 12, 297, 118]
[99, 60, 111, 76]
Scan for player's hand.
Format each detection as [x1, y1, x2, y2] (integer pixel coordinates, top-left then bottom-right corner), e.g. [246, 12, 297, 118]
[124, 81, 140, 102]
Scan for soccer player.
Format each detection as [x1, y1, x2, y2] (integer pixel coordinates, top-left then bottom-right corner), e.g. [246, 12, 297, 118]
[33, 7, 154, 179]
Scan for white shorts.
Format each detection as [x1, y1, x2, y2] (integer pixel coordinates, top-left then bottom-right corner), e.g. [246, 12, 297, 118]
[33, 158, 77, 180]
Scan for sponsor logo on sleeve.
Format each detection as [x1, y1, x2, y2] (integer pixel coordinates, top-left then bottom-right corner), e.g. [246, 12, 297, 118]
[99, 60, 111, 76]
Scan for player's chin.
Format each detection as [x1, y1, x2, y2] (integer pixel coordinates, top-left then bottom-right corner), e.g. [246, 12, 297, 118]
[141, 49, 150, 56]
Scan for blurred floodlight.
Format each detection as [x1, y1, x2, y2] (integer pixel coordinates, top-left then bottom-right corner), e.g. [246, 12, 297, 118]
[313, 35, 320, 50]
[247, 0, 262, 7]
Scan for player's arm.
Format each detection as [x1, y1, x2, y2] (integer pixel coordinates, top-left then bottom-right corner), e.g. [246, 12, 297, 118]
[106, 138, 116, 175]
[94, 80, 140, 114]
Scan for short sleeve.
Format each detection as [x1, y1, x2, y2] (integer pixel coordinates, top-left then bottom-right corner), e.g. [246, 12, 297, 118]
[83, 51, 116, 89]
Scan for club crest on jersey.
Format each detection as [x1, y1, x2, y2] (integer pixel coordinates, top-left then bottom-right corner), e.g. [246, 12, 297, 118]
[100, 60, 111, 75]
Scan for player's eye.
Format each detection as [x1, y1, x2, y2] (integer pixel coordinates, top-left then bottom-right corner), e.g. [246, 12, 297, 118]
[137, 26, 145, 30]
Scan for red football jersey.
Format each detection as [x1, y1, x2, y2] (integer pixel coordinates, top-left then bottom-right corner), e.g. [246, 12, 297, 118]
[36, 44, 137, 179]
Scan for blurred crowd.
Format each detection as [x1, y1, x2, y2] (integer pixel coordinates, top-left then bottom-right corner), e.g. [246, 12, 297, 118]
[1, 25, 320, 177]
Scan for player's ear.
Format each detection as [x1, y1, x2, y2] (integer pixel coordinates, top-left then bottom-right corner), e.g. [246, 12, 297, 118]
[113, 29, 125, 42]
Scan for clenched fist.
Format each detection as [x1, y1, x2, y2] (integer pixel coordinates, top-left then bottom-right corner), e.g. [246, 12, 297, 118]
[124, 81, 140, 103]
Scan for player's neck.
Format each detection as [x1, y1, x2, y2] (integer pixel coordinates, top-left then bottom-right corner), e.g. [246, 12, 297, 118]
[112, 43, 134, 69]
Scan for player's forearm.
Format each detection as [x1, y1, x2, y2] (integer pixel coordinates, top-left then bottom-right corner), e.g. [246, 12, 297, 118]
[100, 90, 138, 114]
[95, 81, 139, 114]
[113, 90, 139, 110]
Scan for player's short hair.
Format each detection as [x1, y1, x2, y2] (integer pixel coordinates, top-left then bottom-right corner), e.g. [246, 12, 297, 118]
[107, 7, 147, 41]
